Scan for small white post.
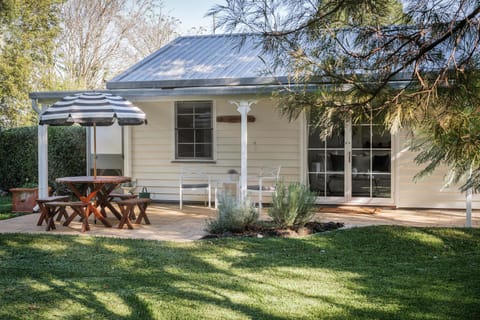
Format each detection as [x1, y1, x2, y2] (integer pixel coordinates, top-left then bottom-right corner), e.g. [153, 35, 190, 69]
[466, 167, 473, 228]
[466, 188, 472, 228]
[230, 100, 257, 201]
[33, 100, 49, 198]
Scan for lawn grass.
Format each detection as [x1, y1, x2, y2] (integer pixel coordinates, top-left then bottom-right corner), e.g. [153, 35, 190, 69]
[0, 195, 15, 220]
[0, 226, 479, 319]
[0, 195, 31, 220]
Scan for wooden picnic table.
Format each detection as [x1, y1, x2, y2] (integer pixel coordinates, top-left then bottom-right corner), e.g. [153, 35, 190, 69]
[56, 176, 131, 229]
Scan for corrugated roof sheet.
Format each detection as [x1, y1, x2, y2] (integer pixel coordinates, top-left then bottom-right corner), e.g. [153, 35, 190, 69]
[107, 34, 286, 90]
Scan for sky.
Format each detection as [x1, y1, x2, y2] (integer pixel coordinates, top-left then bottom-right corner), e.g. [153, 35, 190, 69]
[162, 0, 224, 35]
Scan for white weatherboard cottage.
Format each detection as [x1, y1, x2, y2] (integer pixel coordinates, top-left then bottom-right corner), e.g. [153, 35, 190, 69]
[31, 33, 479, 209]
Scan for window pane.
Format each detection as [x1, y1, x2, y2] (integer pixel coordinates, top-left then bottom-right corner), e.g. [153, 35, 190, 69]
[309, 173, 325, 196]
[326, 131, 344, 148]
[176, 104, 194, 114]
[195, 104, 211, 114]
[308, 127, 324, 148]
[372, 152, 390, 172]
[195, 144, 212, 158]
[308, 151, 326, 173]
[352, 151, 371, 173]
[327, 174, 344, 196]
[195, 115, 211, 128]
[372, 126, 391, 149]
[372, 174, 391, 198]
[177, 115, 193, 128]
[195, 129, 212, 143]
[327, 151, 344, 172]
[177, 129, 194, 143]
[352, 174, 371, 197]
[177, 144, 194, 158]
[352, 125, 370, 149]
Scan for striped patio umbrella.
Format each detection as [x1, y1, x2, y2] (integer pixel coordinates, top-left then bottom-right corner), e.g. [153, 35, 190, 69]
[39, 92, 147, 177]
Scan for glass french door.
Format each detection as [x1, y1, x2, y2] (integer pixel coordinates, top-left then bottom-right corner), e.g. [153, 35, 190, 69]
[308, 127, 346, 198]
[308, 120, 392, 202]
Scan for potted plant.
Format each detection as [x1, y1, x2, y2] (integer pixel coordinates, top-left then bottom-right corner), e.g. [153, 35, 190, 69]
[9, 179, 40, 213]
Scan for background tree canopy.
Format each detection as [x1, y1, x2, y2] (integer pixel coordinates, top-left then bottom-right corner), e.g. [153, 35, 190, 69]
[0, 0, 179, 129]
[0, 0, 62, 128]
[211, 0, 480, 193]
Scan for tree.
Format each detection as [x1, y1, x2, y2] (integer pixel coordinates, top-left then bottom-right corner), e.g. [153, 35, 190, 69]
[55, 0, 179, 89]
[211, 0, 480, 224]
[122, 2, 179, 64]
[0, 0, 62, 128]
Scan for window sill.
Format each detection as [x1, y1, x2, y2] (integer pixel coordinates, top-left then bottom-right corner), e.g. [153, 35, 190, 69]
[171, 160, 217, 164]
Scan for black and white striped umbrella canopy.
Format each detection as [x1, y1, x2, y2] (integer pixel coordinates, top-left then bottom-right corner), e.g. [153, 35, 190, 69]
[39, 92, 147, 126]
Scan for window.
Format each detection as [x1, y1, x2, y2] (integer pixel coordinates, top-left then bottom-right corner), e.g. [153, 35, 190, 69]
[175, 101, 213, 160]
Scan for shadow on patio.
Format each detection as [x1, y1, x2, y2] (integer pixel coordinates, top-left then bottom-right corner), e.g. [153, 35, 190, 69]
[0, 203, 478, 241]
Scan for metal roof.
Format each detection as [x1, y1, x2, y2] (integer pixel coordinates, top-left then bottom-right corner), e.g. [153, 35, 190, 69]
[32, 33, 415, 102]
[107, 34, 287, 90]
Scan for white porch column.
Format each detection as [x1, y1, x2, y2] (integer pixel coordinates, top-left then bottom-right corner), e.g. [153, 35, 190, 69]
[123, 126, 132, 176]
[86, 127, 92, 176]
[33, 100, 49, 198]
[230, 100, 257, 201]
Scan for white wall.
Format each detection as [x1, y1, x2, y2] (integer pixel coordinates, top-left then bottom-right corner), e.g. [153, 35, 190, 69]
[93, 123, 122, 154]
[124, 99, 480, 209]
[396, 130, 480, 209]
[128, 97, 302, 202]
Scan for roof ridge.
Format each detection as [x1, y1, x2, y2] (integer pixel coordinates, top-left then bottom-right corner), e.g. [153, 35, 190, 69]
[176, 32, 259, 40]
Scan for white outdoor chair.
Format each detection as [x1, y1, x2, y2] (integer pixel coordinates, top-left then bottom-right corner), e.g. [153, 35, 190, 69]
[179, 168, 211, 210]
[247, 166, 281, 211]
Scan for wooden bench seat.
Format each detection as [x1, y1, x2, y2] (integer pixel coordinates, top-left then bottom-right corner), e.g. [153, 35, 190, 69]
[108, 193, 138, 200]
[36, 196, 70, 226]
[44, 201, 89, 232]
[115, 198, 151, 229]
[99, 193, 138, 220]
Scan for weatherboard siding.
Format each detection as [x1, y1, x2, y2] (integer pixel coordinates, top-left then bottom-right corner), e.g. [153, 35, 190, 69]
[396, 130, 480, 209]
[129, 98, 301, 202]
[126, 99, 477, 209]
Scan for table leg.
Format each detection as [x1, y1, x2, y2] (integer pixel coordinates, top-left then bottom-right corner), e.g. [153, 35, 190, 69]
[81, 205, 91, 232]
[135, 202, 151, 225]
[98, 184, 123, 220]
[37, 203, 47, 226]
[87, 202, 112, 227]
[118, 204, 134, 229]
[70, 183, 112, 228]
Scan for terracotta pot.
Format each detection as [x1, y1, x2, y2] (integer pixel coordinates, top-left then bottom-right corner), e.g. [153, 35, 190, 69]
[9, 188, 40, 213]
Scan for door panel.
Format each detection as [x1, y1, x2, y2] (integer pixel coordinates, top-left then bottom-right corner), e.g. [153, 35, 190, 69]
[351, 123, 391, 199]
[308, 127, 345, 198]
[308, 120, 392, 201]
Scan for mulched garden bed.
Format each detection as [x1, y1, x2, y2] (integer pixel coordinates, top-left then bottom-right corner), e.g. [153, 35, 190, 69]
[201, 221, 345, 239]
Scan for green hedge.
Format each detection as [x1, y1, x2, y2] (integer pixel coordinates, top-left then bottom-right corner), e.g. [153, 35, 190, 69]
[0, 126, 86, 192]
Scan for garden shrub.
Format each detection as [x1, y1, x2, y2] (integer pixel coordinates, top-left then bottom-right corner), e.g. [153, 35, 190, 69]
[206, 193, 259, 234]
[47, 126, 86, 193]
[0, 127, 38, 190]
[0, 126, 86, 191]
[268, 181, 317, 228]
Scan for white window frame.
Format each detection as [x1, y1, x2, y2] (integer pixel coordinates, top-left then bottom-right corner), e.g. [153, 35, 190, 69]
[174, 100, 215, 161]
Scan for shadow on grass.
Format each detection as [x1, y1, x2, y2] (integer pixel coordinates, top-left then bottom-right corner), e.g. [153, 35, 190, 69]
[0, 226, 479, 319]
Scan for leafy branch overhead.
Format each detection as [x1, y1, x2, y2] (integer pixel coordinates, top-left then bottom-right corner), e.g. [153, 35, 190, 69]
[211, 0, 480, 193]
[211, 0, 480, 127]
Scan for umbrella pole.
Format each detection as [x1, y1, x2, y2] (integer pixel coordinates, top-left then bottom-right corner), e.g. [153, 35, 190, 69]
[94, 123, 97, 178]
